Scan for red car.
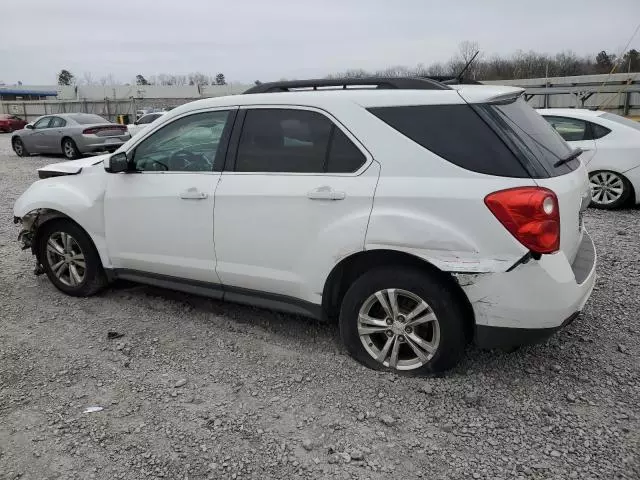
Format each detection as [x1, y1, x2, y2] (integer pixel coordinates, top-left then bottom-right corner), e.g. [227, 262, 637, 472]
[0, 114, 28, 133]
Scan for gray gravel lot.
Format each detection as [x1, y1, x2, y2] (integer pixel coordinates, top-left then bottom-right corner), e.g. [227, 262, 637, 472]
[0, 132, 638, 480]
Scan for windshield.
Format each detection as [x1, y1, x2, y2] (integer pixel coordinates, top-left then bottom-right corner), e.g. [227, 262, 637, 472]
[70, 114, 109, 124]
[478, 97, 577, 177]
[601, 112, 640, 132]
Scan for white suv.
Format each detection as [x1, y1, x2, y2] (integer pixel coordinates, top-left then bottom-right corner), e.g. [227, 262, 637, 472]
[13, 78, 596, 373]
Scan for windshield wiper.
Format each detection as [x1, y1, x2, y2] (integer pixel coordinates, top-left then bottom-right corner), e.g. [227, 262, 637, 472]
[554, 148, 583, 168]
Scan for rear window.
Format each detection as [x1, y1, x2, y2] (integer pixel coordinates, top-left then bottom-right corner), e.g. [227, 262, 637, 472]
[368, 104, 529, 177]
[478, 98, 577, 177]
[600, 112, 640, 131]
[69, 114, 109, 124]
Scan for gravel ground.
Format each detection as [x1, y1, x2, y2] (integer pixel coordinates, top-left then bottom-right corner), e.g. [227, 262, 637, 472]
[0, 133, 638, 480]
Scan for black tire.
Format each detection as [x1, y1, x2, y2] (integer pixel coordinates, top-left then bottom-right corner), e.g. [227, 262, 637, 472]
[62, 138, 81, 160]
[339, 266, 467, 374]
[37, 219, 107, 297]
[12, 137, 29, 157]
[589, 170, 632, 209]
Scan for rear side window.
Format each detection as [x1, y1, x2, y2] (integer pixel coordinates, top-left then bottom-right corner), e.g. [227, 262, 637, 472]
[235, 109, 366, 173]
[543, 116, 588, 141]
[590, 122, 611, 139]
[368, 104, 529, 177]
[542, 115, 612, 141]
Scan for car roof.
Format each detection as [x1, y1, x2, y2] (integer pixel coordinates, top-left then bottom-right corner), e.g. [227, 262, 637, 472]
[536, 108, 606, 119]
[162, 85, 523, 120]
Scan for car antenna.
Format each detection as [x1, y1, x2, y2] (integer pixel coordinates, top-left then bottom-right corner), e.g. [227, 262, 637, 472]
[456, 50, 480, 84]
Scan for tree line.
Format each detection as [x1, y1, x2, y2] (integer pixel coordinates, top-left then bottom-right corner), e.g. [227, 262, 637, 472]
[57, 70, 227, 87]
[328, 41, 640, 81]
[56, 42, 640, 87]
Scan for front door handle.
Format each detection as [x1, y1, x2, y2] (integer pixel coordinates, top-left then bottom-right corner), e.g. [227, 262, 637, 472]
[179, 188, 208, 200]
[307, 186, 346, 201]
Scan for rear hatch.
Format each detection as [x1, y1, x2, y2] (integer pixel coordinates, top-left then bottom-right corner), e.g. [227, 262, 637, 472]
[459, 92, 590, 262]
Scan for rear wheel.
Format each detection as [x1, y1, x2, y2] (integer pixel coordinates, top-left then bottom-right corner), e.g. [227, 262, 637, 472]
[37, 220, 107, 297]
[589, 170, 631, 209]
[12, 137, 29, 157]
[62, 138, 81, 160]
[339, 267, 467, 374]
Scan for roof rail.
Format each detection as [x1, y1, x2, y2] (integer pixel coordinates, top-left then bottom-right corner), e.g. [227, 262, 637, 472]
[243, 77, 451, 94]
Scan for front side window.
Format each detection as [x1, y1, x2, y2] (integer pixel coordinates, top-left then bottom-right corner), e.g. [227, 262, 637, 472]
[33, 117, 52, 129]
[543, 116, 588, 141]
[132, 110, 230, 172]
[235, 109, 366, 173]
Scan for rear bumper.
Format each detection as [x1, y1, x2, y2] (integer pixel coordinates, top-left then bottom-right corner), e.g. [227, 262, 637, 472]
[624, 165, 640, 204]
[78, 135, 130, 152]
[462, 231, 597, 348]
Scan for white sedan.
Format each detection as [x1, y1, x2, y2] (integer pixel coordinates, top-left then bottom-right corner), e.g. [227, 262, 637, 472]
[127, 111, 167, 137]
[538, 108, 640, 209]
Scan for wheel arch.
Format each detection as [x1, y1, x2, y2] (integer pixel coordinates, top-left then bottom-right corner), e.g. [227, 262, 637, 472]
[321, 249, 475, 342]
[17, 207, 110, 270]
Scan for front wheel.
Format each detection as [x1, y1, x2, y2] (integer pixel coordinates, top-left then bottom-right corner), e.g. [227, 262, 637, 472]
[339, 267, 467, 374]
[37, 220, 107, 296]
[589, 170, 632, 209]
[62, 138, 81, 160]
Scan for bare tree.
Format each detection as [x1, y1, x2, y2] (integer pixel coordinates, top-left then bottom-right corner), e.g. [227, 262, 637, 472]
[188, 72, 209, 86]
[99, 74, 117, 86]
[81, 72, 95, 85]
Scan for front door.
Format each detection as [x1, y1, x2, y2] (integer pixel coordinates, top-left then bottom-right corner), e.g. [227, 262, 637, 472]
[104, 108, 235, 283]
[22, 116, 53, 152]
[214, 107, 379, 305]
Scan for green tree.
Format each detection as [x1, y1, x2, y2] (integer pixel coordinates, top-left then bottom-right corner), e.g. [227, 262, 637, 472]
[136, 74, 149, 85]
[215, 73, 226, 85]
[595, 51, 615, 74]
[57, 69, 74, 86]
[622, 49, 640, 72]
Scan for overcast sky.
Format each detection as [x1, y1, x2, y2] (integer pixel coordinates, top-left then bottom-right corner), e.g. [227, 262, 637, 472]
[1, 0, 639, 85]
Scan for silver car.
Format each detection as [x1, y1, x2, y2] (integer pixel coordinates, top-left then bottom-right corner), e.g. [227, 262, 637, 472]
[11, 113, 131, 159]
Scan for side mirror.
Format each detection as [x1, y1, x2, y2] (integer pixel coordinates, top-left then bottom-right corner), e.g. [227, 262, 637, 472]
[25, 124, 34, 129]
[104, 152, 129, 173]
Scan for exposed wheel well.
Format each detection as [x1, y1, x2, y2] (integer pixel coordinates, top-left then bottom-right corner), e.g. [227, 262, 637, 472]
[26, 210, 92, 264]
[321, 249, 475, 342]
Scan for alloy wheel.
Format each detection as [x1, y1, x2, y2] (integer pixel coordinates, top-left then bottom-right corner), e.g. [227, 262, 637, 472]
[64, 141, 76, 159]
[590, 171, 624, 206]
[45, 231, 86, 287]
[357, 288, 440, 371]
[13, 140, 23, 156]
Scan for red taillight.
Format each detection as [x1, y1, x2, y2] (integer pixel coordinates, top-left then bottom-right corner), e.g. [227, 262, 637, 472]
[484, 187, 560, 254]
[83, 126, 127, 135]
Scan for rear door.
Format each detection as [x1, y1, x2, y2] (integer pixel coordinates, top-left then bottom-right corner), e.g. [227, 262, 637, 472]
[542, 115, 597, 164]
[213, 106, 379, 304]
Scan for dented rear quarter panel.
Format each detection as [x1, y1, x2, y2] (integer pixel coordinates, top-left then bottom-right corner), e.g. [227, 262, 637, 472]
[365, 175, 535, 273]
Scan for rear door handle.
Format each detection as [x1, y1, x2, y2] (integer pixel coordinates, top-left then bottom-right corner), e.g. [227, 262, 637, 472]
[307, 187, 346, 201]
[179, 188, 208, 200]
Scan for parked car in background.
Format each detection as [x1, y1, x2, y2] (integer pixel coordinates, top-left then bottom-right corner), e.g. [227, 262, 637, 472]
[13, 78, 596, 374]
[127, 111, 167, 137]
[0, 114, 28, 132]
[538, 108, 640, 209]
[11, 113, 130, 160]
